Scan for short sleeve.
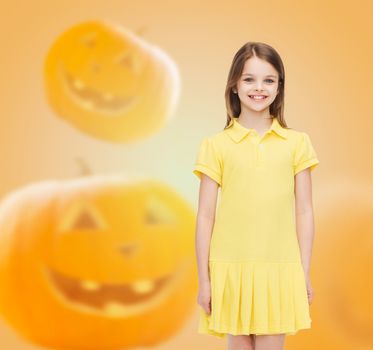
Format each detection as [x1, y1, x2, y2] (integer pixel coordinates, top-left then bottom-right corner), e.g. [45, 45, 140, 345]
[193, 137, 222, 186]
[293, 132, 320, 175]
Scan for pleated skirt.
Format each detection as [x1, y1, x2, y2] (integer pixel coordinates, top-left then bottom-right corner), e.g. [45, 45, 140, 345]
[198, 260, 312, 338]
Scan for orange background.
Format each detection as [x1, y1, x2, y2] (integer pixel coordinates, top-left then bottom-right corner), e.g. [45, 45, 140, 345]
[0, 0, 372, 349]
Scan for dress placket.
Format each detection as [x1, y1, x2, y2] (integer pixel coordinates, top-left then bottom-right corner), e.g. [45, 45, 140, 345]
[250, 131, 271, 166]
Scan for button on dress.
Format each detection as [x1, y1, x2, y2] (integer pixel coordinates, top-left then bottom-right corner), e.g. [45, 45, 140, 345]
[193, 117, 320, 338]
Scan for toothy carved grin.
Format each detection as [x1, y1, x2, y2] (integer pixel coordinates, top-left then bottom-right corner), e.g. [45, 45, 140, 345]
[59, 63, 139, 115]
[44, 262, 188, 317]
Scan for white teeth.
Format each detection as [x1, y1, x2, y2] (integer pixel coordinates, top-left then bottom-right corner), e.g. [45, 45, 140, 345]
[103, 302, 128, 315]
[81, 280, 101, 291]
[250, 95, 266, 100]
[80, 279, 154, 293]
[131, 280, 154, 294]
[73, 79, 85, 90]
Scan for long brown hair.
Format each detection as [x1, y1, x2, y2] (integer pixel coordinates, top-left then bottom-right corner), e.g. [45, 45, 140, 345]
[224, 42, 289, 130]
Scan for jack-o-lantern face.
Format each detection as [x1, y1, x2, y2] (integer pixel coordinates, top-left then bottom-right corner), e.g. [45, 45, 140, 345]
[0, 176, 197, 349]
[44, 21, 180, 143]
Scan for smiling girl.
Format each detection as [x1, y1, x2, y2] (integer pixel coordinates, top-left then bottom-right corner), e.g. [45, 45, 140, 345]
[193, 42, 319, 350]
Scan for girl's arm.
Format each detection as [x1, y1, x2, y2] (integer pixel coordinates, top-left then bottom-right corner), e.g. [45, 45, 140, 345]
[294, 168, 315, 277]
[195, 174, 219, 285]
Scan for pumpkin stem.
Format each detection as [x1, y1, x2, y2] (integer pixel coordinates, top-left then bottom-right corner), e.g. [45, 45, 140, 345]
[75, 157, 92, 175]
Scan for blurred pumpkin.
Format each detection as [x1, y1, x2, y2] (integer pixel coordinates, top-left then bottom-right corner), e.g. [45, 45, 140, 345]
[286, 182, 373, 350]
[44, 20, 180, 143]
[0, 175, 196, 349]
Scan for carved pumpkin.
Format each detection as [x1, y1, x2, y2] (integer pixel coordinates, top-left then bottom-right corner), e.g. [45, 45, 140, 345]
[0, 175, 196, 349]
[44, 20, 180, 143]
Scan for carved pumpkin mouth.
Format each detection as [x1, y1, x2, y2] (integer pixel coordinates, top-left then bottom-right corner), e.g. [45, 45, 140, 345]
[44, 263, 187, 317]
[59, 62, 139, 115]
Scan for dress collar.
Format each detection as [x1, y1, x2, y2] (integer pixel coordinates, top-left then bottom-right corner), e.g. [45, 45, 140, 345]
[224, 117, 288, 143]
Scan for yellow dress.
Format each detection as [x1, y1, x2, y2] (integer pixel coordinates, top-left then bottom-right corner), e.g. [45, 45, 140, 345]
[193, 117, 319, 338]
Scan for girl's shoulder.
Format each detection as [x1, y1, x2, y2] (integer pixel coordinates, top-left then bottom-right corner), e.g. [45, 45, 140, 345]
[194, 131, 227, 164]
[285, 127, 319, 168]
[284, 126, 316, 146]
[198, 129, 227, 147]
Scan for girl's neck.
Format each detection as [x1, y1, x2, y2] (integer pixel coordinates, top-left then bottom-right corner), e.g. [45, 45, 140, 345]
[236, 111, 273, 130]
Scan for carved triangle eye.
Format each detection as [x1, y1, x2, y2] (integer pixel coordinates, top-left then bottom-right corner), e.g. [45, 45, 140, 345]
[72, 209, 99, 230]
[58, 200, 106, 233]
[114, 51, 141, 73]
[145, 195, 177, 226]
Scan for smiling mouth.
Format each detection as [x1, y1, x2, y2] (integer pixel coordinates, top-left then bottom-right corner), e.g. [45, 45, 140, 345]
[249, 95, 268, 100]
[59, 62, 139, 115]
[44, 262, 188, 317]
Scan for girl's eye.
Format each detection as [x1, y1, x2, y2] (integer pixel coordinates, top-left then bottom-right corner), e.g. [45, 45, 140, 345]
[244, 78, 275, 83]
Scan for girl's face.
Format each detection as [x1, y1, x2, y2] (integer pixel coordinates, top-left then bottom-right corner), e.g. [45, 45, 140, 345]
[233, 56, 280, 113]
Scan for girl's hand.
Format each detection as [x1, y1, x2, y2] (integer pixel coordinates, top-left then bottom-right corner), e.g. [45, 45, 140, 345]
[304, 273, 314, 305]
[197, 280, 211, 315]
